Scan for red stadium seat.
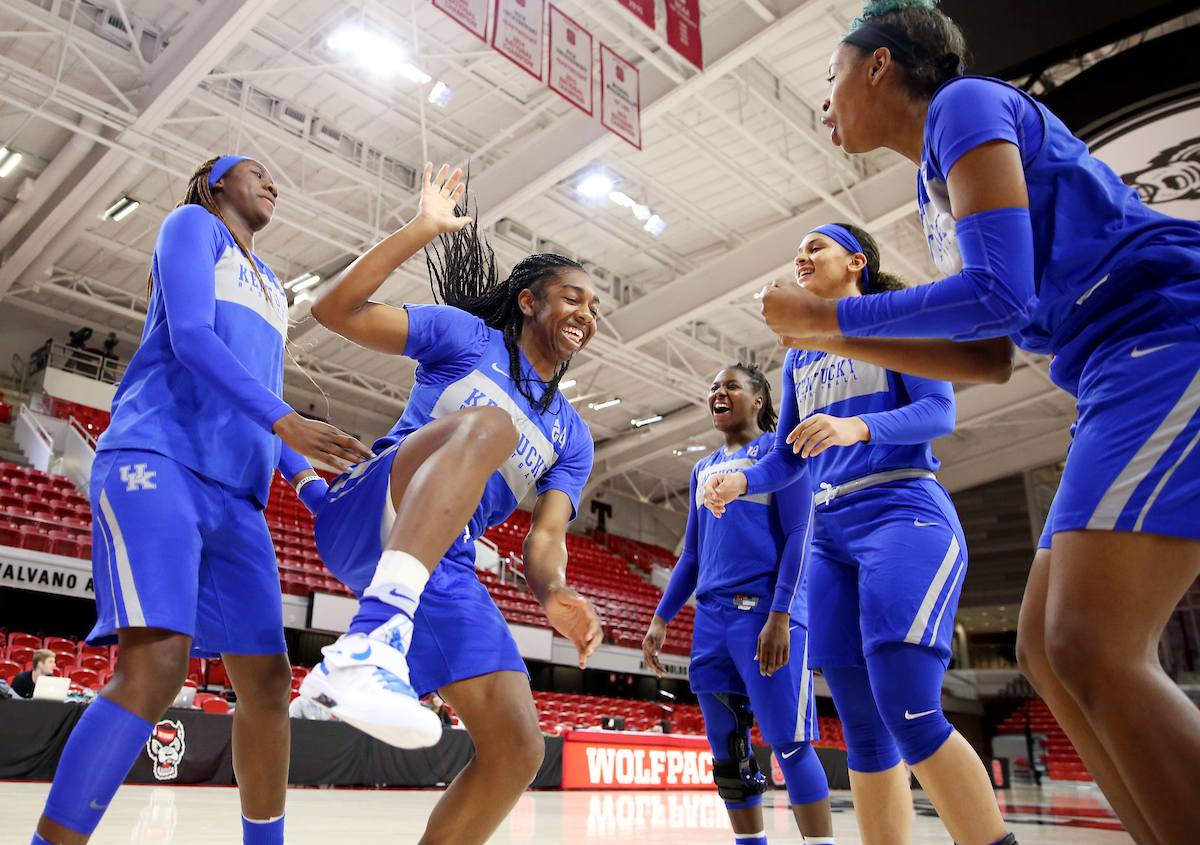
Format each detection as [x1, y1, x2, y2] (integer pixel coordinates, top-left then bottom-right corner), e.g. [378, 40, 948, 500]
[0, 660, 20, 683]
[77, 643, 108, 657]
[8, 632, 40, 649]
[68, 667, 100, 687]
[17, 526, 52, 553]
[0, 521, 18, 547]
[6, 646, 35, 667]
[46, 531, 79, 557]
[201, 697, 230, 714]
[78, 654, 108, 673]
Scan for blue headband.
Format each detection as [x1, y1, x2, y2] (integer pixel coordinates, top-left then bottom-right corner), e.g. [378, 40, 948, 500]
[809, 224, 871, 291]
[208, 155, 251, 187]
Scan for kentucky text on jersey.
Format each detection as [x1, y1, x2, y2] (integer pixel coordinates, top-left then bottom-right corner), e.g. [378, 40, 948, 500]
[373, 304, 594, 539]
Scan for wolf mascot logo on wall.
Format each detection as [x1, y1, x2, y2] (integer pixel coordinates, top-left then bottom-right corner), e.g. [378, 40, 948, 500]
[146, 719, 186, 781]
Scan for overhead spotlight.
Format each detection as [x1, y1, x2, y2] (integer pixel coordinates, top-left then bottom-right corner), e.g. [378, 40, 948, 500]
[577, 174, 614, 198]
[588, 398, 621, 411]
[631, 203, 652, 221]
[286, 272, 322, 291]
[103, 196, 140, 221]
[643, 214, 667, 236]
[0, 148, 22, 178]
[558, 379, 577, 389]
[328, 25, 408, 76]
[399, 63, 432, 84]
[631, 415, 662, 427]
[608, 191, 637, 208]
[428, 81, 454, 107]
[685, 444, 707, 452]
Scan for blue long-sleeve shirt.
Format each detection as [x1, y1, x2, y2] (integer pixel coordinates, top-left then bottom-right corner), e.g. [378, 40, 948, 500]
[741, 348, 955, 495]
[98, 204, 295, 505]
[835, 75, 1200, 395]
[655, 432, 812, 623]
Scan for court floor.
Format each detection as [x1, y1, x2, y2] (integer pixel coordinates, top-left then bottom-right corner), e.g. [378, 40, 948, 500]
[1, 781, 1130, 844]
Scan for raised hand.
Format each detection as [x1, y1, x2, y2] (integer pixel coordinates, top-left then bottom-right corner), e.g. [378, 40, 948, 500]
[760, 278, 840, 338]
[642, 616, 668, 678]
[544, 586, 603, 669]
[786, 413, 870, 458]
[416, 162, 472, 234]
[702, 471, 748, 518]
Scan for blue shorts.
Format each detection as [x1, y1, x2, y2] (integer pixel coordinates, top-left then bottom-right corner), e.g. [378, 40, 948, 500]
[1043, 277, 1200, 543]
[315, 445, 527, 697]
[808, 478, 966, 668]
[87, 449, 286, 658]
[689, 600, 818, 746]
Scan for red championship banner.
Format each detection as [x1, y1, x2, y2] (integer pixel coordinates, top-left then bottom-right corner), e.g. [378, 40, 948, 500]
[600, 44, 641, 150]
[561, 731, 716, 790]
[615, 0, 655, 29]
[492, 0, 546, 81]
[432, 0, 490, 41]
[548, 5, 593, 115]
[665, 0, 703, 70]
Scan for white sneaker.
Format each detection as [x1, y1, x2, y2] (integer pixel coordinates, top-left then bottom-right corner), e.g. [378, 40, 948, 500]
[299, 633, 442, 749]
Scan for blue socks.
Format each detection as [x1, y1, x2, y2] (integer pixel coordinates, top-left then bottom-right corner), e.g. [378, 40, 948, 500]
[242, 814, 285, 845]
[347, 595, 396, 637]
[734, 834, 767, 845]
[30, 835, 52, 844]
[41, 696, 153, 835]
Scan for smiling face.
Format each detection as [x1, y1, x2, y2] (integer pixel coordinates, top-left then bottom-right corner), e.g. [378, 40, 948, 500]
[822, 42, 885, 155]
[212, 159, 277, 233]
[522, 268, 599, 367]
[795, 232, 866, 300]
[709, 367, 762, 435]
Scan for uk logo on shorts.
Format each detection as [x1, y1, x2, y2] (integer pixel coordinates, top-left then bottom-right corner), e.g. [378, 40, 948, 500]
[119, 464, 157, 492]
[146, 719, 186, 781]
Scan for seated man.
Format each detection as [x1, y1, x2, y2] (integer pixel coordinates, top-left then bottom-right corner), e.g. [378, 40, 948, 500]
[12, 649, 56, 698]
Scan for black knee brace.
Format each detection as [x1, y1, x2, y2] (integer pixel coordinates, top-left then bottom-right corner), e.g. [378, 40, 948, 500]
[711, 694, 766, 804]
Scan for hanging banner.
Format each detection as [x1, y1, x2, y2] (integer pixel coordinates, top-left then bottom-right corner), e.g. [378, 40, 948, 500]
[665, 0, 703, 70]
[548, 5, 593, 115]
[600, 44, 641, 150]
[492, 0, 546, 81]
[432, 0, 490, 41]
[614, 0, 655, 29]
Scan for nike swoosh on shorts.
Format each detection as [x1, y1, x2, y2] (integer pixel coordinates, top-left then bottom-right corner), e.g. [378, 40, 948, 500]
[913, 520, 937, 527]
[904, 709, 937, 720]
[1131, 343, 1177, 358]
[781, 747, 801, 758]
[90, 800, 109, 809]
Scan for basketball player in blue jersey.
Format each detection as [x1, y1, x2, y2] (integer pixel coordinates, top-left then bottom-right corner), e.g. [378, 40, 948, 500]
[28, 155, 373, 845]
[642, 364, 835, 845]
[754, 2, 1200, 842]
[707, 222, 1016, 845]
[297, 164, 602, 845]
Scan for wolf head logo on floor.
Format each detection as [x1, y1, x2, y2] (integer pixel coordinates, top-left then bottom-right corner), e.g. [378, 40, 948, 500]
[1123, 137, 1200, 205]
[146, 719, 186, 781]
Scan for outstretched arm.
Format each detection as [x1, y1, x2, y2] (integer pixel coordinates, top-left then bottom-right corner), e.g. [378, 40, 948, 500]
[524, 489, 603, 669]
[779, 336, 1014, 384]
[311, 163, 471, 354]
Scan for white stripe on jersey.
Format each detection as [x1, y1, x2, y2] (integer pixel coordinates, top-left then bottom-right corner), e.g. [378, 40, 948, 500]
[213, 247, 288, 339]
[430, 369, 560, 502]
[694, 457, 771, 508]
[792, 353, 888, 419]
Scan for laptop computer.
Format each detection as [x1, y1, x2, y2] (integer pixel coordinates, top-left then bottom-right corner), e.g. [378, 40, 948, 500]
[173, 685, 196, 709]
[31, 675, 71, 701]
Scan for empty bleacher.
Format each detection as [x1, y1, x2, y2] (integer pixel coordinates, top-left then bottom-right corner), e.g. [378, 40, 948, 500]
[995, 696, 1092, 781]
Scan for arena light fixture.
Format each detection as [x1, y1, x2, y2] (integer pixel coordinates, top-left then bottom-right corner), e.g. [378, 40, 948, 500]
[608, 191, 637, 207]
[399, 63, 432, 84]
[588, 398, 621, 411]
[685, 444, 706, 452]
[286, 272, 322, 292]
[558, 379, 577, 389]
[631, 415, 662, 427]
[328, 25, 409, 76]
[428, 81, 454, 107]
[0, 148, 22, 178]
[577, 174, 613, 198]
[103, 196, 140, 221]
[643, 214, 667, 236]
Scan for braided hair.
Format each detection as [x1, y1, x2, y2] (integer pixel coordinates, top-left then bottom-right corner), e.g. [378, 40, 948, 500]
[147, 156, 275, 307]
[426, 204, 584, 414]
[832, 221, 909, 294]
[729, 362, 778, 433]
